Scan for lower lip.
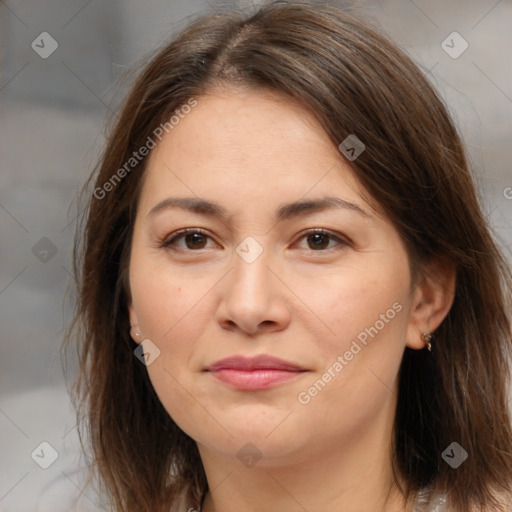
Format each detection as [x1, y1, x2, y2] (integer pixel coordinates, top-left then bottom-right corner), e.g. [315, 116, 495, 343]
[208, 369, 305, 390]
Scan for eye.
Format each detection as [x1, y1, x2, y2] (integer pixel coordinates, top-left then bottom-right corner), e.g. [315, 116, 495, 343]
[295, 229, 350, 251]
[158, 228, 350, 253]
[159, 228, 219, 251]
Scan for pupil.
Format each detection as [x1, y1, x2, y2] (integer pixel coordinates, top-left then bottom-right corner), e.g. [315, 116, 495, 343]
[186, 233, 206, 249]
[309, 233, 329, 250]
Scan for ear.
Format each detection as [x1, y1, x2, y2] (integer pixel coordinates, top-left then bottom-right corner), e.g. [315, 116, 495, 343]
[406, 258, 456, 350]
[128, 303, 142, 344]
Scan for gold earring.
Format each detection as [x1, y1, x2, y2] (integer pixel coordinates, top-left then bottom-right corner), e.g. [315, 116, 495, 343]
[422, 332, 433, 352]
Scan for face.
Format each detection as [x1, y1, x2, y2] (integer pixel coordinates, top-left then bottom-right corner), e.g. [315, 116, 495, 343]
[128, 87, 422, 466]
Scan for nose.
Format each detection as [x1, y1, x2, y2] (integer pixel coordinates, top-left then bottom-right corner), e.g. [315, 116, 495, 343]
[215, 250, 292, 336]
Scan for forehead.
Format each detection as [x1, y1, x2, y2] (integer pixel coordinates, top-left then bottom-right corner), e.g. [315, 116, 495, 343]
[138, 88, 369, 215]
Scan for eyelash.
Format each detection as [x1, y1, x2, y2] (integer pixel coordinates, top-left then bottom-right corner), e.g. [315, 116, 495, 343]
[158, 227, 351, 253]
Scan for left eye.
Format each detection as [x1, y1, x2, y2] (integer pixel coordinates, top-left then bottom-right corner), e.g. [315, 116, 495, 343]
[296, 230, 348, 251]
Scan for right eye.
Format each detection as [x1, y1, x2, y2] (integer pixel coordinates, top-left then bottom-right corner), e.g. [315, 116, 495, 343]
[159, 228, 221, 251]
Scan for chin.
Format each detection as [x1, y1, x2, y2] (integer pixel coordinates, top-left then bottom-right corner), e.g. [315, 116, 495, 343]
[201, 432, 305, 467]
[197, 412, 309, 461]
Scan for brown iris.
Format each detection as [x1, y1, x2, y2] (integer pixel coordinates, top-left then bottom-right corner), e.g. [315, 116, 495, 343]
[307, 233, 330, 250]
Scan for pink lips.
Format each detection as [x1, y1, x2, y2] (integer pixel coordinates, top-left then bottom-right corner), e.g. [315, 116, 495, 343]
[205, 355, 307, 390]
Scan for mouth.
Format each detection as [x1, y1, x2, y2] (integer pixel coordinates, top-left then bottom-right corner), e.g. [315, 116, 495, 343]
[204, 355, 308, 391]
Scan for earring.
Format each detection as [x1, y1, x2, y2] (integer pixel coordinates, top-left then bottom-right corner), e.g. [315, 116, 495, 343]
[422, 332, 433, 352]
[130, 323, 141, 338]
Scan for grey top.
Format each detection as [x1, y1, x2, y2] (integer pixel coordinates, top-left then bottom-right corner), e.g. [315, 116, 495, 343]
[412, 488, 448, 512]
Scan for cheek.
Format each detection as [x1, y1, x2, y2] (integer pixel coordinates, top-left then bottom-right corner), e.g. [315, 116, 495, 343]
[130, 265, 215, 432]
[301, 254, 411, 401]
[130, 252, 213, 343]
[303, 254, 410, 357]
[332, 278, 407, 342]
[294, 284, 409, 441]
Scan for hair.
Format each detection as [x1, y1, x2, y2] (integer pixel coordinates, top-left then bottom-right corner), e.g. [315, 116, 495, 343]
[63, 1, 512, 511]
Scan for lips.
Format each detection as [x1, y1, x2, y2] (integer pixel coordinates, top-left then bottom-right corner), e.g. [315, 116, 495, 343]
[205, 355, 307, 390]
[206, 355, 305, 372]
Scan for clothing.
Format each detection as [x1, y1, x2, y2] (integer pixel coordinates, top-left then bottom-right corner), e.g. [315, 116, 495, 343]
[412, 488, 448, 512]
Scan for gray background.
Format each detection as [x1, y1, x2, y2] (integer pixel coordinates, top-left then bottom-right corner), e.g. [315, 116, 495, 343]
[1, 0, 511, 510]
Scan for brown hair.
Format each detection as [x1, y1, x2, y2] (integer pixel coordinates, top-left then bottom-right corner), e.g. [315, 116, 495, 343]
[63, 1, 512, 511]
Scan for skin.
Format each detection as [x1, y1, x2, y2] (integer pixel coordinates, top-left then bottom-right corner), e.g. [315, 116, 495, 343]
[128, 87, 455, 512]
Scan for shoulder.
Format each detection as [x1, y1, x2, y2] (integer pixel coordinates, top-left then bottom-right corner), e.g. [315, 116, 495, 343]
[418, 489, 512, 512]
[412, 488, 447, 512]
[414, 485, 512, 511]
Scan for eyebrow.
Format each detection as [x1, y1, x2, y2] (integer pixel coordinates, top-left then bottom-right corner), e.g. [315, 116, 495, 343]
[147, 196, 369, 222]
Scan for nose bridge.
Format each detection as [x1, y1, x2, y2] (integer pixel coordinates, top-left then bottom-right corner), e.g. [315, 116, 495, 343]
[216, 237, 291, 334]
[230, 239, 273, 300]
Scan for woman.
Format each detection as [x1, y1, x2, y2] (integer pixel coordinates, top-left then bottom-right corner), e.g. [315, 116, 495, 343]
[64, 1, 512, 511]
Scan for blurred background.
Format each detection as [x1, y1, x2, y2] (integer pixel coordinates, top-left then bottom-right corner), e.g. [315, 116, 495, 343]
[1, 0, 511, 510]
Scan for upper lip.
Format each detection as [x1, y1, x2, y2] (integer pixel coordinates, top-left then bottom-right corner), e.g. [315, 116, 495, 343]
[206, 355, 306, 372]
